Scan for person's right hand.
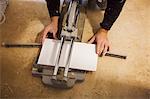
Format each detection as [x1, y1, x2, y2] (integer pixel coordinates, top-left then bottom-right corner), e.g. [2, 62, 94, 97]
[41, 17, 59, 44]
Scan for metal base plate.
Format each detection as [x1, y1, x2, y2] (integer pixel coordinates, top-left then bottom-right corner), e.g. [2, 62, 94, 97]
[32, 66, 86, 88]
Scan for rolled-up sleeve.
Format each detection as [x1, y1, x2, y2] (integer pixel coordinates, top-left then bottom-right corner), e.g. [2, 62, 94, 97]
[100, 0, 126, 30]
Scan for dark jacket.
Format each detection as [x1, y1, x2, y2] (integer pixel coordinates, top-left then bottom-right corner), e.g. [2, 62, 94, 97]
[45, 0, 126, 30]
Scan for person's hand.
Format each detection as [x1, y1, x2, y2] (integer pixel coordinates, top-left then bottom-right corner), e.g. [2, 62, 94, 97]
[88, 28, 110, 56]
[41, 16, 59, 44]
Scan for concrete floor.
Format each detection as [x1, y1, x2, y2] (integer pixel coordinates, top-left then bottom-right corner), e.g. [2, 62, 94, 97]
[0, 0, 150, 99]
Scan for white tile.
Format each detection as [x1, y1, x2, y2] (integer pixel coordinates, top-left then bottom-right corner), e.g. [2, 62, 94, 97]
[37, 39, 98, 71]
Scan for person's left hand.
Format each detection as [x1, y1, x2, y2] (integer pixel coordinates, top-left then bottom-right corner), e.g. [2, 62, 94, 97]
[88, 28, 110, 56]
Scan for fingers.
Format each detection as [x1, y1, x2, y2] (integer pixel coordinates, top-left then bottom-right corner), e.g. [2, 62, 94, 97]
[41, 29, 48, 44]
[102, 43, 109, 56]
[97, 40, 105, 55]
[53, 33, 58, 39]
[97, 41, 110, 56]
[42, 31, 57, 44]
[88, 36, 95, 44]
[88, 36, 109, 56]
[96, 41, 101, 55]
[99, 41, 105, 55]
[41, 29, 58, 44]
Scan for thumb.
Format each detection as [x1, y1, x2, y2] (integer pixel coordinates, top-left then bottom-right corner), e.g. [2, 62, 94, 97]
[88, 36, 96, 44]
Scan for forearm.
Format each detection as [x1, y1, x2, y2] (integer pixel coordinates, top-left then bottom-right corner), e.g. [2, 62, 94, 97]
[50, 16, 59, 27]
[100, 0, 126, 30]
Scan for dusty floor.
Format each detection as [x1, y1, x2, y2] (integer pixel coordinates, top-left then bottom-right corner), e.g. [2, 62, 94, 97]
[0, 0, 150, 99]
